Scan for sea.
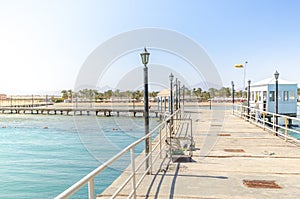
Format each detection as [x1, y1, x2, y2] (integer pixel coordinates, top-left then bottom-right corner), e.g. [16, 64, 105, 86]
[0, 114, 159, 199]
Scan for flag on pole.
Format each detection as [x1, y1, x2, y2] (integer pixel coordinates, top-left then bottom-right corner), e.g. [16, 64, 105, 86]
[234, 64, 243, 68]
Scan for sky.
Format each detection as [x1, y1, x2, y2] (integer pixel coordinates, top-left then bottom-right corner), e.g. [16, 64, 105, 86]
[1, 0, 300, 95]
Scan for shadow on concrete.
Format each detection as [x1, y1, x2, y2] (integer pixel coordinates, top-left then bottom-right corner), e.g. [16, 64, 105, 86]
[169, 162, 180, 199]
[172, 157, 196, 163]
[145, 157, 171, 199]
[145, 156, 229, 199]
[157, 173, 228, 179]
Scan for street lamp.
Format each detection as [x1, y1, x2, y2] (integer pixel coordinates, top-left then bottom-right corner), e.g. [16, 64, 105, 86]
[169, 73, 174, 134]
[231, 81, 235, 113]
[140, 47, 150, 172]
[244, 61, 248, 98]
[182, 85, 185, 113]
[178, 80, 181, 109]
[274, 70, 279, 134]
[247, 80, 251, 117]
[175, 78, 178, 111]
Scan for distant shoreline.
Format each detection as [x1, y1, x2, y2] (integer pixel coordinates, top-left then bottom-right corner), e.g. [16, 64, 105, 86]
[1, 99, 299, 108]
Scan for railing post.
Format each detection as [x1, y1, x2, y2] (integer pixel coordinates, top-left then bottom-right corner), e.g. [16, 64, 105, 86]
[240, 104, 242, 118]
[249, 107, 251, 122]
[159, 125, 162, 158]
[149, 134, 152, 175]
[272, 114, 275, 135]
[130, 148, 136, 199]
[263, 112, 265, 130]
[244, 105, 246, 121]
[169, 116, 173, 162]
[255, 109, 257, 123]
[285, 117, 288, 141]
[88, 178, 95, 199]
[189, 119, 193, 157]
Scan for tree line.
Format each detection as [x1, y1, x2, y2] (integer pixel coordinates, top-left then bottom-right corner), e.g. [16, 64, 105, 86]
[58, 86, 243, 102]
[59, 89, 159, 102]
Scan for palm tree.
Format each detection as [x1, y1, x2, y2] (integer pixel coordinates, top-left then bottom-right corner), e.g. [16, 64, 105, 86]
[61, 90, 68, 99]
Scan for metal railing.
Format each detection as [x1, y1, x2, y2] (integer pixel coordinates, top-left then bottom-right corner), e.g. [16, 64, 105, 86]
[55, 110, 181, 199]
[232, 104, 300, 143]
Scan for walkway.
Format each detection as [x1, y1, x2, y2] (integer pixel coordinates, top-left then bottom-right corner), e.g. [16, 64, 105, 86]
[98, 109, 300, 199]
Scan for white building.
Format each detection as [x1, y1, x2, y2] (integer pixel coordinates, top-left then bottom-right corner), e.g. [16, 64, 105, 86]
[250, 77, 298, 117]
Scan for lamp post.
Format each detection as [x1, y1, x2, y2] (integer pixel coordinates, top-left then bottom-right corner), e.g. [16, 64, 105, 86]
[169, 73, 174, 134]
[140, 47, 150, 172]
[274, 70, 279, 134]
[247, 80, 251, 117]
[231, 81, 235, 113]
[243, 61, 248, 99]
[175, 78, 178, 111]
[234, 61, 248, 99]
[178, 80, 181, 109]
[182, 85, 185, 113]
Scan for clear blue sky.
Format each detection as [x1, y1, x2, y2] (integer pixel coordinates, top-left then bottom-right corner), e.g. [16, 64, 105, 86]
[1, 0, 300, 94]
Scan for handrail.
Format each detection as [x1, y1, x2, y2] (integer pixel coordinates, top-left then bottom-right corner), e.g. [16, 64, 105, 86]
[232, 104, 300, 143]
[55, 110, 181, 199]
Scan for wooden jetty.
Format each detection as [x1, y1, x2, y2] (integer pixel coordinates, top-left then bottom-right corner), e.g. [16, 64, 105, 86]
[0, 106, 162, 117]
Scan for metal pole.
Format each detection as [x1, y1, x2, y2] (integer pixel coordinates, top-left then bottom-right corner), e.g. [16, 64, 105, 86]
[178, 81, 181, 109]
[175, 78, 178, 111]
[182, 85, 185, 113]
[170, 77, 173, 134]
[130, 148, 136, 199]
[133, 96, 135, 109]
[143, 65, 150, 172]
[232, 83, 235, 105]
[247, 80, 251, 117]
[232, 81, 235, 114]
[275, 76, 279, 134]
[242, 61, 248, 99]
[164, 97, 166, 112]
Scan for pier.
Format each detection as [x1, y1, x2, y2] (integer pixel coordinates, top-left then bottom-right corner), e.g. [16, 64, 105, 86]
[0, 107, 162, 117]
[98, 109, 300, 198]
[56, 107, 300, 199]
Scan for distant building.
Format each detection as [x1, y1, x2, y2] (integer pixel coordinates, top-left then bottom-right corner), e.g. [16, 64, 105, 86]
[250, 78, 298, 117]
[0, 94, 7, 100]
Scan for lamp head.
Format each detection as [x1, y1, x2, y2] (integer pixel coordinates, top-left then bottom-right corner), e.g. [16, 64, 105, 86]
[140, 47, 150, 66]
[274, 70, 279, 80]
[169, 73, 174, 82]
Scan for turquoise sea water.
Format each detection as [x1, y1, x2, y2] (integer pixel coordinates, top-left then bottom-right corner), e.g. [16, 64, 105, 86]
[0, 114, 158, 199]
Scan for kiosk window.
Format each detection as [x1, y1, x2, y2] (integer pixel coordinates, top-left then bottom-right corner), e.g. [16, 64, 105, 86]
[263, 91, 267, 101]
[278, 91, 282, 101]
[269, 91, 275, 102]
[290, 91, 295, 100]
[284, 91, 289, 101]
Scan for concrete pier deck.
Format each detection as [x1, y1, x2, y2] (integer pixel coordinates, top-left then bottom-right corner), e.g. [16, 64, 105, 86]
[98, 109, 300, 199]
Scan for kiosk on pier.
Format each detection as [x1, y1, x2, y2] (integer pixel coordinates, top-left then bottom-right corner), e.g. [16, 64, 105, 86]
[250, 77, 298, 117]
